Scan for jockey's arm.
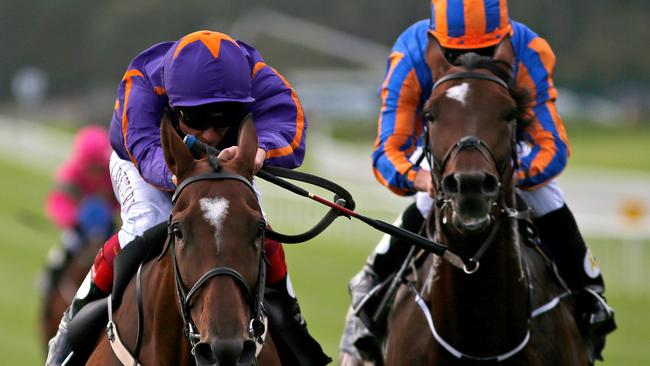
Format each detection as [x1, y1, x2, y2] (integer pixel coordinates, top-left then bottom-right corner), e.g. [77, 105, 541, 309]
[112, 70, 175, 191]
[239, 41, 306, 170]
[372, 50, 425, 196]
[514, 36, 569, 189]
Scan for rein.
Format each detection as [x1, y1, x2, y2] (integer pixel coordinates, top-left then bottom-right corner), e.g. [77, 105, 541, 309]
[183, 136, 470, 271]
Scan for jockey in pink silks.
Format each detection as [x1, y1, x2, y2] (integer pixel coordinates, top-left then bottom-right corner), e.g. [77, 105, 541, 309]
[44, 125, 118, 271]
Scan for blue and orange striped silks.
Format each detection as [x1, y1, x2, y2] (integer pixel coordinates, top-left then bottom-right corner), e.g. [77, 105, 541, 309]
[372, 20, 569, 196]
[429, 0, 511, 49]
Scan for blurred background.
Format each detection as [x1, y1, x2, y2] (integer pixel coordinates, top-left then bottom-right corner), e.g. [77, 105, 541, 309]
[1, 0, 649, 364]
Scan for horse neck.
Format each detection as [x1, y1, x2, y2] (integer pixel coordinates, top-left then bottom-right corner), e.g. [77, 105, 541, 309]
[138, 252, 193, 364]
[428, 192, 530, 350]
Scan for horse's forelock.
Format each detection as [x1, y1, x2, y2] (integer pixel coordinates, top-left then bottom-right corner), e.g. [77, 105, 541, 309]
[454, 53, 533, 131]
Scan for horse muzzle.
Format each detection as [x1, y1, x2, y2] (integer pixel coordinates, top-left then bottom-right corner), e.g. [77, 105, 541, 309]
[193, 338, 257, 366]
[442, 171, 499, 233]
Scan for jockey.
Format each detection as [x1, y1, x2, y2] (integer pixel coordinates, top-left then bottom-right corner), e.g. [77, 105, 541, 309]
[43, 126, 117, 288]
[46, 30, 330, 366]
[341, 0, 616, 362]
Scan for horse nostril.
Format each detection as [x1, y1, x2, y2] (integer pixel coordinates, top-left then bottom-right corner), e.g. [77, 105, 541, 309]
[446, 171, 500, 196]
[482, 173, 499, 196]
[442, 174, 459, 195]
[194, 342, 217, 365]
[237, 339, 257, 365]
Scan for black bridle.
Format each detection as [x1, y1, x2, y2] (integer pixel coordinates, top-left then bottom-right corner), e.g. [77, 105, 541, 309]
[424, 71, 525, 273]
[168, 170, 267, 353]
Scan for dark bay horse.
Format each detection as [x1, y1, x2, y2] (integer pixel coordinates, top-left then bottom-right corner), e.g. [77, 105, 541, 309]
[383, 39, 589, 365]
[85, 116, 280, 365]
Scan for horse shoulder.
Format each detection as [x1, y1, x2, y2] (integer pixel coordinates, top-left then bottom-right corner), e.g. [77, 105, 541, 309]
[257, 333, 282, 366]
[86, 260, 161, 365]
[385, 259, 437, 365]
[85, 331, 121, 365]
[522, 245, 589, 365]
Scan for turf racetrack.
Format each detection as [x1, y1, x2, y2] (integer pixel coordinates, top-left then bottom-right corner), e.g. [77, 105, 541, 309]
[0, 146, 649, 365]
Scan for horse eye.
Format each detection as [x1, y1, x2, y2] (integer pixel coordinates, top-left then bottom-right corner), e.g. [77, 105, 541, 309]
[424, 111, 436, 123]
[172, 225, 184, 240]
[505, 110, 518, 123]
[256, 224, 265, 239]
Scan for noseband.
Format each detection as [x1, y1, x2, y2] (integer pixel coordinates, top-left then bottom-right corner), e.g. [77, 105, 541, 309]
[169, 171, 267, 353]
[425, 70, 524, 273]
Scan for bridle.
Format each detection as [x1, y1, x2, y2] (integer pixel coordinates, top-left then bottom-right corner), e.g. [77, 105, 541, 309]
[423, 70, 525, 273]
[404, 69, 558, 363]
[169, 169, 267, 355]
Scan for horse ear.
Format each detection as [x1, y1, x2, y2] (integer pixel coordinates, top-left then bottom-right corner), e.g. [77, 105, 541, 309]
[493, 36, 514, 66]
[160, 109, 195, 178]
[426, 35, 452, 80]
[235, 113, 258, 179]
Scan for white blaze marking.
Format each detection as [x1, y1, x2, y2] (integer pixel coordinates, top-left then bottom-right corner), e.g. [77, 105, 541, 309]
[445, 82, 470, 105]
[200, 197, 230, 248]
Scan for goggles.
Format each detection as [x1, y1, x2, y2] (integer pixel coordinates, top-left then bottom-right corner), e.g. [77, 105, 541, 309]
[175, 102, 246, 131]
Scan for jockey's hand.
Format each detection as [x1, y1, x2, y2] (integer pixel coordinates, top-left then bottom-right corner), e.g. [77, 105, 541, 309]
[414, 169, 435, 197]
[217, 146, 267, 174]
[217, 146, 238, 162]
[171, 175, 178, 186]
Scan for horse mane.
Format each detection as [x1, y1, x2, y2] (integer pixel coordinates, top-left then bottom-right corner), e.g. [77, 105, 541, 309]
[454, 53, 533, 131]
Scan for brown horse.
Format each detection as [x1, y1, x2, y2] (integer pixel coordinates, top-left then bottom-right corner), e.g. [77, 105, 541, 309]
[85, 116, 280, 365]
[382, 39, 589, 365]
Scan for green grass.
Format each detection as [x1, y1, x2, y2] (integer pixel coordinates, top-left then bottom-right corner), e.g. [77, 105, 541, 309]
[0, 157, 58, 365]
[567, 122, 650, 172]
[1, 122, 650, 365]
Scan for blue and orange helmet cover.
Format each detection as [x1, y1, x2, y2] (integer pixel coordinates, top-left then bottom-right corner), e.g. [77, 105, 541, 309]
[429, 0, 512, 49]
[163, 30, 255, 108]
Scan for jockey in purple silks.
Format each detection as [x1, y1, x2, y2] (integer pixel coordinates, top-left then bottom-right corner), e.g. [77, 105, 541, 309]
[46, 30, 330, 366]
[341, 0, 615, 363]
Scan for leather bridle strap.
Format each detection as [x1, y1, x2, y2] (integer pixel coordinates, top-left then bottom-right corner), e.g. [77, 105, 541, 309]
[172, 172, 255, 205]
[168, 171, 267, 351]
[169, 231, 267, 343]
[433, 71, 509, 91]
[106, 294, 143, 366]
[405, 263, 571, 362]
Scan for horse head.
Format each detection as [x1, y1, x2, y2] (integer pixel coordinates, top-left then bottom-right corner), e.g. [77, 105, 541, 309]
[161, 115, 265, 366]
[424, 37, 531, 242]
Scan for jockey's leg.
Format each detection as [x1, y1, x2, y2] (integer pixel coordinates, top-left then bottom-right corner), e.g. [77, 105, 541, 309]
[263, 235, 331, 366]
[45, 233, 120, 366]
[340, 201, 424, 362]
[251, 174, 329, 365]
[46, 152, 171, 366]
[519, 181, 616, 360]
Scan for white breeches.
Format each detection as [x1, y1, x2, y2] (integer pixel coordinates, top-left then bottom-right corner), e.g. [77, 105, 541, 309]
[109, 152, 265, 248]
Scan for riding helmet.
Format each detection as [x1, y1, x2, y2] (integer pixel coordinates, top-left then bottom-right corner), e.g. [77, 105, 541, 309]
[429, 0, 512, 49]
[163, 30, 255, 108]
